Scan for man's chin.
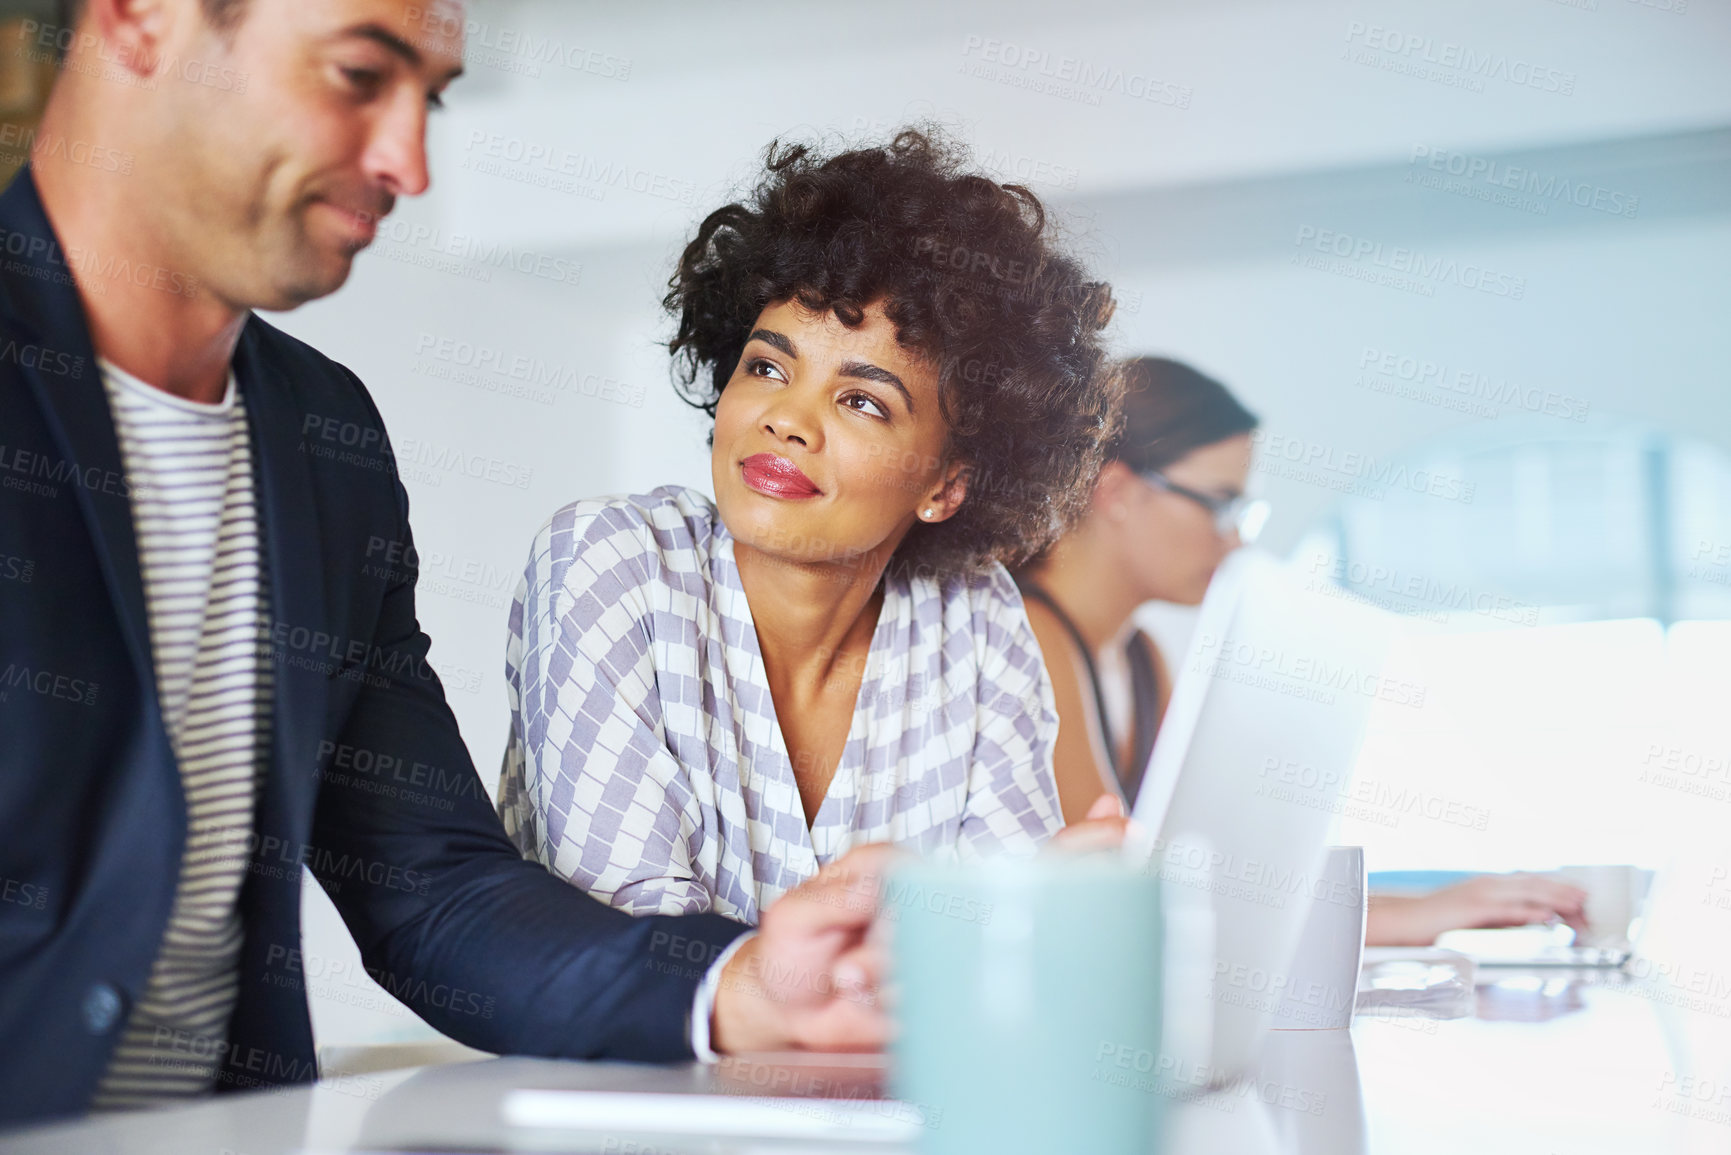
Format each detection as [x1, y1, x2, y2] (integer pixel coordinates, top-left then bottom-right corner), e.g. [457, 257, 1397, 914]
[260, 256, 356, 311]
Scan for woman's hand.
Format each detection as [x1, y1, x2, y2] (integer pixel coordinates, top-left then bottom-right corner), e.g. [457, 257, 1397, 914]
[1047, 793, 1134, 853]
[1367, 873, 1590, 947]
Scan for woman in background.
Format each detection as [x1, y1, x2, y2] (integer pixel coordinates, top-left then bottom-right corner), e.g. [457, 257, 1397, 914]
[1019, 355, 1587, 946]
[1016, 356, 1257, 822]
[496, 129, 1123, 924]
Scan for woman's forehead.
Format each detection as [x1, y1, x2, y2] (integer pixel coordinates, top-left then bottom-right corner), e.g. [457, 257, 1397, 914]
[1166, 433, 1255, 483]
[751, 301, 938, 382]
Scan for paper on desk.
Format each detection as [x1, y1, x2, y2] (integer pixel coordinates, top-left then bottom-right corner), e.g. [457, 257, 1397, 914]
[1356, 946, 1476, 1018]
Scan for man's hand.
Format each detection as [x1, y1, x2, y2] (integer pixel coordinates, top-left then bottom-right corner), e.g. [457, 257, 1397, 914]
[709, 843, 901, 1054]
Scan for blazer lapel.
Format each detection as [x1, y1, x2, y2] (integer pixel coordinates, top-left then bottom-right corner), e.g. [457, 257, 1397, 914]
[235, 321, 329, 828]
[2, 168, 332, 828]
[0, 169, 157, 704]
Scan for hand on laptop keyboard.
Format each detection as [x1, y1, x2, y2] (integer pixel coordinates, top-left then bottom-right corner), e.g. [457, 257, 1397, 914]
[1369, 873, 1590, 947]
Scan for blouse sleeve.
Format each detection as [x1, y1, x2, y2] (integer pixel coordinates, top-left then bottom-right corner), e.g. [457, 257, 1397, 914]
[954, 568, 1066, 860]
[499, 500, 715, 917]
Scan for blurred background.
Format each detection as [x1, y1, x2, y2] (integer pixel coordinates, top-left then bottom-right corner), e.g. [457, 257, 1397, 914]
[5, 0, 1730, 1051]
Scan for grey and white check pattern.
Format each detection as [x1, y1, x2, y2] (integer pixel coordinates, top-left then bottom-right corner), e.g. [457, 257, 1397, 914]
[497, 486, 1062, 924]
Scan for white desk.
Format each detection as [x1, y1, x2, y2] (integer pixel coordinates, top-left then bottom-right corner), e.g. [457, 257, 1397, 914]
[4, 969, 1726, 1154]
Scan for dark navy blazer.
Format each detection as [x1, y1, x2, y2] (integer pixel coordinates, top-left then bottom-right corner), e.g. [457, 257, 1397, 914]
[0, 170, 747, 1127]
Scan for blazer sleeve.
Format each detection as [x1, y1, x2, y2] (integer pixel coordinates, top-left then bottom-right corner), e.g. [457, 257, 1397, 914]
[307, 467, 747, 1062]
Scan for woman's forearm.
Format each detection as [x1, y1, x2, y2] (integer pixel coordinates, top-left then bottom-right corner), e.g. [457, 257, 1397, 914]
[1365, 894, 1439, 947]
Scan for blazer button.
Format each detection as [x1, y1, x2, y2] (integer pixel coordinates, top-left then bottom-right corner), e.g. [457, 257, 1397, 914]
[82, 983, 125, 1034]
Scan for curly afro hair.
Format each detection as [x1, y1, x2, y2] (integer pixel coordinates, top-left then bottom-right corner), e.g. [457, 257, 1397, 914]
[664, 127, 1123, 576]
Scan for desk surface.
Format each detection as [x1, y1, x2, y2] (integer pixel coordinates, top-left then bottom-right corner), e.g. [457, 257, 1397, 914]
[5, 968, 1727, 1155]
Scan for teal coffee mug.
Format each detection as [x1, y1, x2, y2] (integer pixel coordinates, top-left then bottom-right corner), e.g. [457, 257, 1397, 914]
[888, 855, 1166, 1154]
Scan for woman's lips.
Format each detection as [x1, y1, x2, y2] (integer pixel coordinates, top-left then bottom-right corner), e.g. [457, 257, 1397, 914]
[740, 453, 821, 499]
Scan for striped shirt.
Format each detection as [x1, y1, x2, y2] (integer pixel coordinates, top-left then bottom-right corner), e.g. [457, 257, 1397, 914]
[496, 486, 1063, 925]
[91, 360, 272, 1109]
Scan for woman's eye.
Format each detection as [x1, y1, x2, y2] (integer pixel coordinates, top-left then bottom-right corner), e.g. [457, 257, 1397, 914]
[747, 357, 786, 382]
[843, 393, 889, 420]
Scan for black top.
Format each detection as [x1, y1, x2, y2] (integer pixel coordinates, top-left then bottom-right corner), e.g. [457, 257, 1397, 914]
[1016, 578, 1162, 806]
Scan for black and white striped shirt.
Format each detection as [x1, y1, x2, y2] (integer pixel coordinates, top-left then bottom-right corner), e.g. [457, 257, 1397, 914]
[91, 360, 273, 1109]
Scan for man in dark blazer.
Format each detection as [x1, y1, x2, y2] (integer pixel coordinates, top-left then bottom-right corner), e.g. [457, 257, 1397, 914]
[0, 0, 890, 1127]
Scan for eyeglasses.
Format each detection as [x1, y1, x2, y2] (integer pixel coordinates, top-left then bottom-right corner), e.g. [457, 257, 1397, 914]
[1141, 470, 1271, 544]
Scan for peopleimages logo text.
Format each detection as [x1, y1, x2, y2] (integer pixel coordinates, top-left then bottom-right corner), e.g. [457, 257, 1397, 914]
[1193, 631, 1427, 708]
[1358, 347, 1588, 422]
[1343, 22, 1576, 95]
[959, 36, 1193, 108]
[1409, 146, 1639, 219]
[1294, 226, 1525, 299]
[1252, 430, 1476, 504]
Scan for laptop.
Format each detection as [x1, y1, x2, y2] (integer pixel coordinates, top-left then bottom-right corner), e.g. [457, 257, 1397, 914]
[502, 1052, 915, 1143]
[1127, 548, 1401, 1083]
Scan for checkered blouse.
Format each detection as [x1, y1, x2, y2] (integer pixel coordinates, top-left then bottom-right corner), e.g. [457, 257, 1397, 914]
[496, 486, 1063, 924]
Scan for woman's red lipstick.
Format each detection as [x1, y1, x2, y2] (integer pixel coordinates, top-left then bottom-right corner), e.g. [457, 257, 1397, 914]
[741, 453, 821, 499]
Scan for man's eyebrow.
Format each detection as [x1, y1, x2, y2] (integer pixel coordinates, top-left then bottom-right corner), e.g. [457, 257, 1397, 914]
[840, 360, 915, 415]
[342, 24, 466, 83]
[747, 329, 798, 359]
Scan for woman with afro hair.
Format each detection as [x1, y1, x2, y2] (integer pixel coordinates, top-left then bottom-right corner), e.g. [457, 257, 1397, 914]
[497, 129, 1125, 925]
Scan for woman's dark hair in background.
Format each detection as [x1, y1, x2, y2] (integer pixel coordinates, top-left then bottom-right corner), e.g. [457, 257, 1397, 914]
[663, 127, 1123, 575]
[1109, 357, 1259, 473]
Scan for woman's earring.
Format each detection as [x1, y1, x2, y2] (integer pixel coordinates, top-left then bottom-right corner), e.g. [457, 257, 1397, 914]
[923, 508, 935, 520]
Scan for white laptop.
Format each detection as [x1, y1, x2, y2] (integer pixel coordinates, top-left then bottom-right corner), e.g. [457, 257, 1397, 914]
[500, 1052, 913, 1144]
[1128, 548, 1402, 1082]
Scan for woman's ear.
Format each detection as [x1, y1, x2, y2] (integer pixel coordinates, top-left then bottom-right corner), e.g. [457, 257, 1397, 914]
[917, 462, 971, 524]
[1092, 460, 1140, 522]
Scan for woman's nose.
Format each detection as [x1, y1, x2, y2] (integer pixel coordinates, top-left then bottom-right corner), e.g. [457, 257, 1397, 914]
[761, 390, 821, 448]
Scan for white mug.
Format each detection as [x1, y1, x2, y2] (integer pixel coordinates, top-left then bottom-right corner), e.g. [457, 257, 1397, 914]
[1550, 864, 1639, 950]
[1270, 846, 1366, 1030]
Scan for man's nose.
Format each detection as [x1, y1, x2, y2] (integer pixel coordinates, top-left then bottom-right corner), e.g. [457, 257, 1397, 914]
[362, 93, 431, 198]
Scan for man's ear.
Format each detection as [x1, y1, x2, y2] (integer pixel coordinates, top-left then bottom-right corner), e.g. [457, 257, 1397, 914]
[918, 461, 970, 524]
[81, 0, 177, 79]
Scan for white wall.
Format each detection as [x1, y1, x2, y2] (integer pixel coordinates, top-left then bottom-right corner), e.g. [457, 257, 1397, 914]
[268, 0, 1731, 1049]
